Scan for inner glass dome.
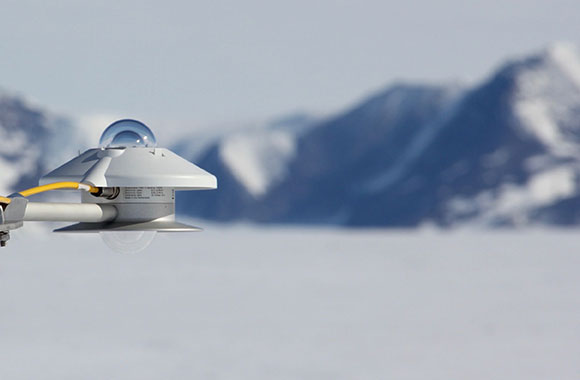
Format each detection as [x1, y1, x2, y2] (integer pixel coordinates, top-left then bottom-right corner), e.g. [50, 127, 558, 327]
[99, 119, 157, 148]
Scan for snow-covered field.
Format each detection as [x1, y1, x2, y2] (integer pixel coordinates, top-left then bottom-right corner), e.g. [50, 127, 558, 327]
[0, 225, 578, 379]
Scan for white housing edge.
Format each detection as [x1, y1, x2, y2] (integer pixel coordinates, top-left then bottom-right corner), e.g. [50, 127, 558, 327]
[40, 147, 217, 190]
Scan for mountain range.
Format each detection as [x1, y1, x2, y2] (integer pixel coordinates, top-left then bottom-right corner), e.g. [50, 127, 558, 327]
[0, 92, 80, 197]
[2, 43, 580, 227]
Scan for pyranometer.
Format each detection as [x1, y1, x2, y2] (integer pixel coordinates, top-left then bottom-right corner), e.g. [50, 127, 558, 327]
[0, 119, 217, 252]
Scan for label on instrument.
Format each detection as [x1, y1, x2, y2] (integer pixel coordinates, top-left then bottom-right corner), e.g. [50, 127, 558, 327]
[121, 187, 174, 202]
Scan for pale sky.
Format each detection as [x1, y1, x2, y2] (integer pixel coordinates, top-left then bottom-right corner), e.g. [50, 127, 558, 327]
[1, 0, 579, 139]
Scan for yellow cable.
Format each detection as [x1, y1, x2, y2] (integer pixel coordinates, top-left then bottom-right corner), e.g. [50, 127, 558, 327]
[18, 182, 99, 197]
[1, 182, 100, 205]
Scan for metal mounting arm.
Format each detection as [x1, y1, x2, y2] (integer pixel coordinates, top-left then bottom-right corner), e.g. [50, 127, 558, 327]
[23, 202, 117, 222]
[0, 199, 117, 247]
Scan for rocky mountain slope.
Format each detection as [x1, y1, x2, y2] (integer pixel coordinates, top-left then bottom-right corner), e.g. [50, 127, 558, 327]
[176, 43, 580, 226]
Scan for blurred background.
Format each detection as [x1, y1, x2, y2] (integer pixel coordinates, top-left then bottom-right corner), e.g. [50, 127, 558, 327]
[2, 0, 580, 227]
[1, 1, 579, 379]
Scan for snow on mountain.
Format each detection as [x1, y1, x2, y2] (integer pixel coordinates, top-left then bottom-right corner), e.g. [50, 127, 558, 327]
[361, 86, 465, 193]
[0, 92, 80, 196]
[0, 130, 31, 196]
[0, 96, 38, 195]
[437, 43, 580, 226]
[174, 114, 319, 220]
[447, 166, 577, 225]
[213, 114, 316, 198]
[512, 43, 580, 157]
[319, 43, 580, 227]
[219, 130, 297, 198]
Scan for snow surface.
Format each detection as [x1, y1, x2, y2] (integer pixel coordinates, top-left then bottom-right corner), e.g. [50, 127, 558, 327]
[0, 226, 578, 379]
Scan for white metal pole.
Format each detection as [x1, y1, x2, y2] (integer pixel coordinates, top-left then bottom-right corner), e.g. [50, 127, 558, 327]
[23, 202, 117, 223]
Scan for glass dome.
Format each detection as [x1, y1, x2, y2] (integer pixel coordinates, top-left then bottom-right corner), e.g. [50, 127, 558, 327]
[99, 119, 157, 148]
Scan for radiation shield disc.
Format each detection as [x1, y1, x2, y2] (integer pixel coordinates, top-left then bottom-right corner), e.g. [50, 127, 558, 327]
[53, 220, 202, 253]
[52, 221, 203, 232]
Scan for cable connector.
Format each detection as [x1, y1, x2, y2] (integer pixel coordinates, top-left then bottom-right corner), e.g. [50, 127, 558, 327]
[90, 187, 120, 200]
